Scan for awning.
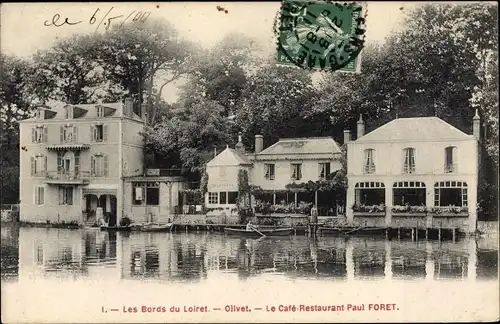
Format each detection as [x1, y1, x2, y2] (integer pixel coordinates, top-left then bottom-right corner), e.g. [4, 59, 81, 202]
[46, 144, 90, 151]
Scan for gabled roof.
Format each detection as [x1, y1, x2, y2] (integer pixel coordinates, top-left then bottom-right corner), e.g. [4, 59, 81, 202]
[356, 117, 473, 142]
[207, 147, 251, 167]
[258, 137, 342, 155]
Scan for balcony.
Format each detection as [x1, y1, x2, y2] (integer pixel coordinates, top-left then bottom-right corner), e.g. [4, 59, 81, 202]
[44, 171, 90, 185]
[444, 163, 457, 173]
[364, 164, 376, 174]
[403, 164, 416, 174]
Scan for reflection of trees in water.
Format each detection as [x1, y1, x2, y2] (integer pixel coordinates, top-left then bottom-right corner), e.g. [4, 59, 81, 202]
[0, 225, 19, 280]
[477, 249, 498, 279]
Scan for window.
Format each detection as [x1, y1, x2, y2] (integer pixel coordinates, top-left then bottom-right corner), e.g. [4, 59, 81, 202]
[30, 155, 47, 176]
[31, 126, 47, 143]
[392, 182, 426, 206]
[91, 124, 107, 142]
[445, 146, 457, 173]
[146, 187, 159, 206]
[291, 163, 302, 181]
[91, 154, 108, 177]
[65, 106, 73, 119]
[403, 148, 416, 174]
[363, 149, 375, 174]
[319, 162, 331, 179]
[434, 181, 468, 207]
[133, 182, 160, 206]
[59, 186, 73, 205]
[208, 192, 218, 204]
[60, 125, 77, 143]
[228, 192, 238, 204]
[219, 192, 227, 204]
[34, 186, 45, 205]
[96, 106, 104, 118]
[265, 163, 275, 180]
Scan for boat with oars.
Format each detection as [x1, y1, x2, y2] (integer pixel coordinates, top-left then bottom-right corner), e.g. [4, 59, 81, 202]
[224, 227, 293, 237]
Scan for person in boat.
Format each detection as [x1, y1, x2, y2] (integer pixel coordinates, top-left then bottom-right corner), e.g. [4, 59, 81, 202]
[246, 220, 256, 231]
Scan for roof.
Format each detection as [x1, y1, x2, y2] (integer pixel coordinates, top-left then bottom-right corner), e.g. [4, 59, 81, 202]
[207, 147, 252, 167]
[258, 137, 342, 155]
[356, 117, 473, 142]
[20, 101, 142, 122]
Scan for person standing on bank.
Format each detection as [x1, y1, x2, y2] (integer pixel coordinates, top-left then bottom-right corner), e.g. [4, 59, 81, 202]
[310, 204, 318, 224]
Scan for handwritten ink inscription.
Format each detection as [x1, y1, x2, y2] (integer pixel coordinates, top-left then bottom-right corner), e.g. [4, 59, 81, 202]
[44, 7, 151, 31]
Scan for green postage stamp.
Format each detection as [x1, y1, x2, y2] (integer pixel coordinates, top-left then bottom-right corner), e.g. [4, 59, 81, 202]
[276, 0, 367, 73]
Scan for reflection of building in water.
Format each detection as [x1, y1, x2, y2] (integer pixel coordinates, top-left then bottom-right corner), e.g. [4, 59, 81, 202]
[476, 236, 498, 279]
[18, 228, 119, 282]
[15, 227, 493, 283]
[118, 233, 208, 282]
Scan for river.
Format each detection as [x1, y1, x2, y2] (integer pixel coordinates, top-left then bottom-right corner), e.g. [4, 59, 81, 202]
[1, 224, 498, 323]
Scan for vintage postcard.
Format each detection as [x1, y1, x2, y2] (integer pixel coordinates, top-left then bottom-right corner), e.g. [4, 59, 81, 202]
[1, 1, 498, 323]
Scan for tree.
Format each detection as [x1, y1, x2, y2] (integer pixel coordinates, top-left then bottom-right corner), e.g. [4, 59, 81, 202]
[235, 60, 316, 149]
[31, 34, 106, 104]
[0, 54, 38, 204]
[96, 18, 197, 121]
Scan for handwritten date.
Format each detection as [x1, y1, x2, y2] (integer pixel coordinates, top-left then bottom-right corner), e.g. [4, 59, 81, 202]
[44, 7, 151, 32]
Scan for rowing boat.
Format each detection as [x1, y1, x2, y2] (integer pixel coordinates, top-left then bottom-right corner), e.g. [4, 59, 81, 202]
[141, 223, 172, 232]
[224, 227, 293, 237]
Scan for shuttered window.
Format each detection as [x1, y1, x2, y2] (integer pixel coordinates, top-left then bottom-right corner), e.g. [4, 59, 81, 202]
[34, 186, 45, 205]
[31, 155, 47, 176]
[91, 154, 108, 177]
[32, 126, 47, 143]
[90, 124, 108, 142]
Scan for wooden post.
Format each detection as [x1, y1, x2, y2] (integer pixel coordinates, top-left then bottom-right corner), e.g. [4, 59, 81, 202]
[314, 190, 318, 207]
[416, 221, 419, 241]
[397, 227, 401, 240]
[294, 192, 298, 208]
[452, 228, 456, 242]
[385, 228, 389, 240]
[425, 228, 428, 240]
[411, 228, 415, 241]
[273, 192, 276, 205]
[438, 227, 441, 241]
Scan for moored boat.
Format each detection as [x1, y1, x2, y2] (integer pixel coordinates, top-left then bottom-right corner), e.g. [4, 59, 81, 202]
[224, 227, 293, 237]
[100, 225, 132, 231]
[141, 223, 172, 232]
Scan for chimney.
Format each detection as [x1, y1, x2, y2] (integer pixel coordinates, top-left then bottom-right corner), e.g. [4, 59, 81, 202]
[124, 97, 133, 117]
[343, 130, 351, 144]
[473, 109, 480, 141]
[255, 135, 263, 154]
[235, 132, 245, 154]
[357, 114, 365, 139]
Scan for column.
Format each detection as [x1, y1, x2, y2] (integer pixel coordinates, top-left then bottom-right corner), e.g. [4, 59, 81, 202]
[294, 192, 298, 207]
[384, 240, 392, 281]
[385, 181, 393, 227]
[314, 190, 318, 206]
[273, 192, 276, 205]
[425, 241, 434, 281]
[346, 240, 354, 281]
[425, 180, 434, 229]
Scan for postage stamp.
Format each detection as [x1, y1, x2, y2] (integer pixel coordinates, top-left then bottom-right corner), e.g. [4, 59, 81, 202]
[276, 0, 366, 72]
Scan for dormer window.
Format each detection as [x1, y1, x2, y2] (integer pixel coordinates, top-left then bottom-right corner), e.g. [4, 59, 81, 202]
[363, 149, 375, 174]
[96, 106, 104, 118]
[65, 106, 73, 119]
[403, 148, 416, 174]
[445, 146, 457, 173]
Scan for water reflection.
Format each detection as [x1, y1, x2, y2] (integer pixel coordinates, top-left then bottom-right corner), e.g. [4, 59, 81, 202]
[0, 226, 497, 283]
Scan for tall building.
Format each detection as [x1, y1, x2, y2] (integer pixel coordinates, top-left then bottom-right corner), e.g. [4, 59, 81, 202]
[19, 99, 145, 226]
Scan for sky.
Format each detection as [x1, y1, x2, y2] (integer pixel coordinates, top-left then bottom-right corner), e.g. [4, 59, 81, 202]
[0, 1, 415, 102]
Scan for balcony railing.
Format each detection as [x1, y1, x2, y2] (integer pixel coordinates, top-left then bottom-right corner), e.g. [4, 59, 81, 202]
[403, 164, 416, 174]
[444, 163, 457, 173]
[364, 164, 376, 174]
[45, 171, 91, 181]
